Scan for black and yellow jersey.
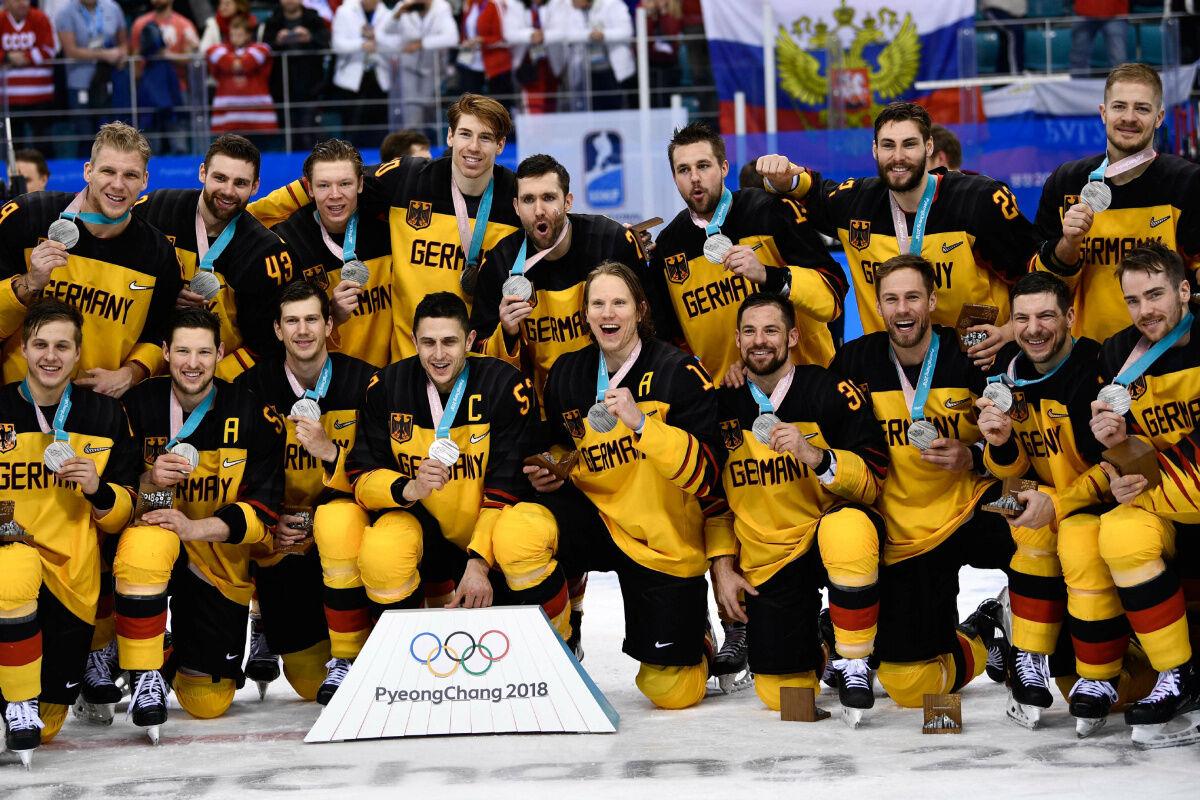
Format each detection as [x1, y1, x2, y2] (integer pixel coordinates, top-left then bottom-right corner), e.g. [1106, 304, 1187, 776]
[983, 338, 1108, 517]
[1127, 425, 1200, 523]
[366, 155, 520, 357]
[0, 383, 138, 622]
[132, 189, 296, 380]
[705, 366, 888, 587]
[247, 179, 309, 229]
[1033, 154, 1200, 343]
[831, 326, 994, 564]
[0, 191, 183, 382]
[347, 354, 535, 565]
[780, 168, 1036, 335]
[470, 213, 645, 405]
[122, 377, 285, 604]
[274, 202, 396, 368]
[543, 337, 725, 579]
[650, 188, 846, 377]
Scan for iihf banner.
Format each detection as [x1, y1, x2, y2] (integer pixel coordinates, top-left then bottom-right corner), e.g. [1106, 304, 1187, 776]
[702, 0, 974, 132]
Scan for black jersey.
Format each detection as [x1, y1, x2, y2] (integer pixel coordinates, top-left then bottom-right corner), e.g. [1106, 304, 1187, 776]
[0, 191, 182, 382]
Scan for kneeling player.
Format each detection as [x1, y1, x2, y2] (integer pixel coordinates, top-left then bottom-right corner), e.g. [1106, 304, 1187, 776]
[113, 309, 284, 742]
[708, 294, 888, 726]
[0, 301, 137, 766]
[315, 292, 568, 704]
[528, 262, 726, 710]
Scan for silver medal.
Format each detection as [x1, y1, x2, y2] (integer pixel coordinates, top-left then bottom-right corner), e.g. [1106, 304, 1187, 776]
[702, 233, 733, 264]
[502, 274, 534, 302]
[189, 269, 221, 301]
[427, 437, 460, 467]
[48, 218, 80, 249]
[982, 382, 1014, 413]
[43, 440, 75, 473]
[1080, 181, 1112, 213]
[907, 419, 939, 451]
[751, 413, 781, 445]
[169, 442, 199, 469]
[290, 398, 322, 420]
[1097, 383, 1132, 417]
[587, 402, 618, 434]
[340, 259, 370, 285]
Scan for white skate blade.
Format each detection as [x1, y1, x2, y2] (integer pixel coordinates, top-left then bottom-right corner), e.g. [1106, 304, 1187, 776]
[16, 747, 34, 769]
[707, 670, 753, 696]
[841, 705, 865, 729]
[1075, 716, 1107, 738]
[145, 724, 161, 746]
[1131, 710, 1200, 749]
[256, 680, 270, 701]
[1006, 694, 1042, 730]
[72, 697, 115, 725]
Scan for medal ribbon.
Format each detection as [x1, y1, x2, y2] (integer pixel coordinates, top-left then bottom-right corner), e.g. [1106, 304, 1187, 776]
[890, 334, 940, 422]
[889, 173, 939, 255]
[168, 386, 216, 449]
[20, 380, 72, 442]
[450, 176, 494, 269]
[1114, 311, 1193, 387]
[1089, 146, 1157, 182]
[194, 201, 240, 274]
[747, 365, 795, 415]
[511, 217, 571, 277]
[427, 363, 470, 440]
[61, 190, 129, 225]
[284, 357, 333, 401]
[702, 187, 733, 237]
[989, 338, 1077, 388]
[595, 340, 644, 404]
[315, 209, 359, 263]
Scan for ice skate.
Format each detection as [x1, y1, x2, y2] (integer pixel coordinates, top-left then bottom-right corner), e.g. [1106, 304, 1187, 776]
[127, 669, 168, 745]
[3, 699, 43, 769]
[709, 621, 751, 694]
[1068, 677, 1117, 738]
[317, 657, 352, 706]
[73, 640, 122, 725]
[245, 615, 280, 701]
[1126, 663, 1200, 748]
[1006, 648, 1052, 730]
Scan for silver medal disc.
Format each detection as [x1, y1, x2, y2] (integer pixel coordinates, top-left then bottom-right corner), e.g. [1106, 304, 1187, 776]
[1080, 181, 1112, 213]
[189, 269, 221, 301]
[290, 398, 322, 420]
[48, 217, 80, 249]
[169, 442, 199, 470]
[1097, 383, 1132, 417]
[43, 440, 76, 473]
[587, 402, 618, 434]
[427, 437, 460, 467]
[907, 419, 939, 451]
[702, 233, 733, 264]
[982, 382, 1014, 413]
[502, 275, 534, 302]
[340, 259, 370, 285]
[751, 412, 781, 445]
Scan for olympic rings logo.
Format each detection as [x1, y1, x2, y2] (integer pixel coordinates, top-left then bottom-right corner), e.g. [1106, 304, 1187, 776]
[409, 630, 511, 677]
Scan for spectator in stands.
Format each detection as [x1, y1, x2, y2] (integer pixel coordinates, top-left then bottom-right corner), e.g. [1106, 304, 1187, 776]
[127, 0, 200, 154]
[56, 0, 128, 157]
[388, 0, 458, 136]
[1, 0, 58, 155]
[545, 0, 634, 111]
[641, 0, 681, 108]
[263, 0, 330, 149]
[130, 0, 201, 88]
[380, 128, 432, 160]
[928, 124, 963, 171]
[507, 0, 556, 114]
[200, 0, 258, 51]
[1069, 0, 1128, 74]
[12, 147, 49, 192]
[208, 14, 278, 138]
[979, 1, 1025, 75]
[457, 0, 515, 107]
[332, 0, 401, 148]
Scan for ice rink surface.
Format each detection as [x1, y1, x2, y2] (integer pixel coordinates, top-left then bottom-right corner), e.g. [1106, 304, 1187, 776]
[3, 568, 1197, 799]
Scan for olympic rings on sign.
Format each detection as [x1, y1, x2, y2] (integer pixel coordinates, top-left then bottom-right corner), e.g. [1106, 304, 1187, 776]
[409, 630, 511, 677]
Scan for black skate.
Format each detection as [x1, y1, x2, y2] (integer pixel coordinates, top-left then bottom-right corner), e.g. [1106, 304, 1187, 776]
[127, 669, 168, 745]
[73, 640, 122, 725]
[960, 595, 1010, 683]
[1126, 662, 1200, 748]
[3, 698, 43, 769]
[566, 608, 584, 662]
[245, 616, 280, 701]
[709, 621, 751, 694]
[1007, 647, 1053, 730]
[829, 657, 874, 729]
[1068, 676, 1118, 738]
[818, 608, 837, 687]
[317, 657, 352, 706]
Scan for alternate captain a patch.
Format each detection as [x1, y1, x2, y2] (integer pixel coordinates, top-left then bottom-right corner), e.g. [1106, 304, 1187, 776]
[406, 201, 433, 230]
[849, 219, 871, 251]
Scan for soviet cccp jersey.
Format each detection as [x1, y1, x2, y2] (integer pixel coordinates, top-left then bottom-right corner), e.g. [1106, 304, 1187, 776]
[274, 202, 396, 367]
[1033, 154, 1200, 343]
[782, 168, 1037, 335]
[470, 212, 645, 404]
[365, 155, 520, 357]
[132, 189, 295, 379]
[123, 377, 284, 604]
[0, 383, 138, 622]
[705, 366, 888, 587]
[347, 354, 535, 565]
[831, 326, 994, 564]
[0, 191, 183, 382]
[651, 188, 846, 378]
[543, 337, 725, 579]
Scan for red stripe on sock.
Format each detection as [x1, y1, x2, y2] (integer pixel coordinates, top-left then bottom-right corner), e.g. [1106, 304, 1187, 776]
[324, 606, 370, 634]
[1126, 588, 1187, 635]
[1009, 593, 1066, 625]
[829, 601, 879, 633]
[0, 632, 42, 667]
[955, 632, 975, 678]
[114, 610, 167, 641]
[542, 583, 569, 622]
[1072, 635, 1129, 668]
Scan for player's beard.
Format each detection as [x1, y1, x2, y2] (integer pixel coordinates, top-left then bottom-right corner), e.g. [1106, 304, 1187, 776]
[1022, 324, 1070, 366]
[1107, 123, 1155, 158]
[684, 183, 721, 218]
[529, 212, 565, 251]
[876, 157, 926, 194]
[886, 314, 929, 350]
[744, 348, 789, 378]
[1137, 302, 1184, 343]
[202, 187, 246, 223]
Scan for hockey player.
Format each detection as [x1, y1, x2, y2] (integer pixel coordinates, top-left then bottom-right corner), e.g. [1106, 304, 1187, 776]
[1032, 63, 1200, 343]
[707, 293, 888, 726]
[313, 292, 568, 704]
[0, 301, 138, 767]
[112, 308, 284, 742]
[233, 281, 375, 701]
[528, 261, 726, 710]
[757, 102, 1038, 367]
[132, 134, 297, 379]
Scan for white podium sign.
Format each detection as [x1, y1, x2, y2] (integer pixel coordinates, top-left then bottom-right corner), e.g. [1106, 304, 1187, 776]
[305, 606, 619, 742]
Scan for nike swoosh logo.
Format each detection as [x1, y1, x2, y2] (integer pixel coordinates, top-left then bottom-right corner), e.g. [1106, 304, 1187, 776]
[470, 432, 489, 444]
[225, 653, 239, 661]
[83, 444, 112, 454]
[945, 397, 971, 409]
[941, 241, 964, 254]
[128, 281, 154, 290]
[654, 641, 673, 649]
[646, 410, 658, 417]
[65, 681, 79, 689]
[333, 419, 356, 429]
[1150, 215, 1171, 228]
[222, 458, 246, 468]
[1047, 410, 1070, 419]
